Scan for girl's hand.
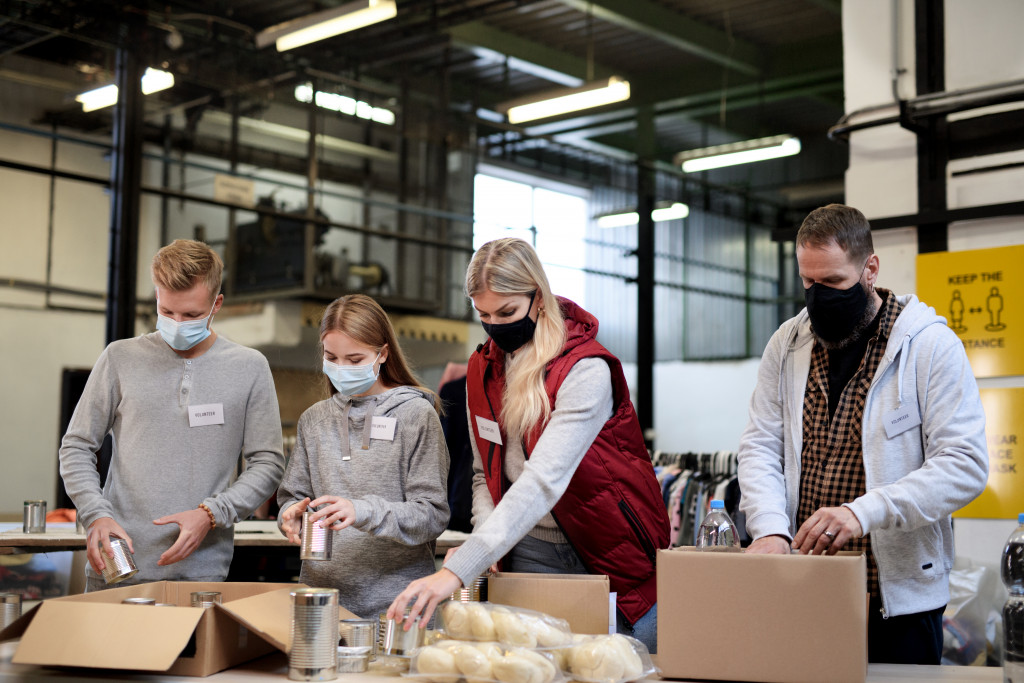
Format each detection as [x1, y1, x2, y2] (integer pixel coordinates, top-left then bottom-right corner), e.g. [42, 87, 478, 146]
[309, 495, 357, 531]
[387, 569, 463, 630]
[280, 498, 310, 544]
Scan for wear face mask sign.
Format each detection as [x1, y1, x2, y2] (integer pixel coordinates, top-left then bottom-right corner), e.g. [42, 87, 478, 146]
[156, 299, 216, 351]
[481, 290, 538, 354]
[323, 353, 381, 396]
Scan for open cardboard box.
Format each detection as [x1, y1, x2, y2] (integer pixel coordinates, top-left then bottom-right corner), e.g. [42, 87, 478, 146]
[488, 571, 611, 635]
[657, 548, 867, 683]
[0, 581, 357, 677]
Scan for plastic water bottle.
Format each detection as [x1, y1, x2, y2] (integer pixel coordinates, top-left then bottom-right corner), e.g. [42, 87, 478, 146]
[696, 500, 740, 551]
[1003, 513, 1024, 683]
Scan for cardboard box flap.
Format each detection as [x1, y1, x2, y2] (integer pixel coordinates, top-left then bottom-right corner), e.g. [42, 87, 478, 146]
[217, 586, 359, 653]
[12, 601, 204, 672]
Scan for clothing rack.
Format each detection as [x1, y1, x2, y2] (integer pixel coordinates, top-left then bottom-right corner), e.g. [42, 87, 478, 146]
[651, 450, 747, 547]
[651, 450, 737, 478]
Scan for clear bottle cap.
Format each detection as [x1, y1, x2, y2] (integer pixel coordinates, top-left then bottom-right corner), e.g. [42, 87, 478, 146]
[710, 500, 724, 509]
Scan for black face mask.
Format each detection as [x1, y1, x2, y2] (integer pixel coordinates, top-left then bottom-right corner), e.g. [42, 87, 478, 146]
[482, 290, 537, 354]
[804, 279, 869, 344]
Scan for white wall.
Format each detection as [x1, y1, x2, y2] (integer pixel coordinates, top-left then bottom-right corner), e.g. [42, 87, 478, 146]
[844, 0, 1024, 569]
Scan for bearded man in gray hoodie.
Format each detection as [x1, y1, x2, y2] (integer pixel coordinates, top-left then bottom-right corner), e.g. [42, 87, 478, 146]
[737, 204, 988, 665]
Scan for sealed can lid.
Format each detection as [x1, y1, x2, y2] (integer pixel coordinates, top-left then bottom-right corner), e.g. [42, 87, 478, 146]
[23, 500, 46, 505]
[0, 593, 21, 604]
[122, 597, 156, 605]
[291, 587, 338, 606]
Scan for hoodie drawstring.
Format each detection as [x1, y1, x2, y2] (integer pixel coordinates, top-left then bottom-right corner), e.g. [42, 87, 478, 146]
[360, 396, 378, 450]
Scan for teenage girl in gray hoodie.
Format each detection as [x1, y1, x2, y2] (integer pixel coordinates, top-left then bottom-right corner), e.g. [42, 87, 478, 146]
[277, 295, 450, 618]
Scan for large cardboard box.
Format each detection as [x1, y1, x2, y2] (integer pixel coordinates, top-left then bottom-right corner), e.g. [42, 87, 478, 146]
[488, 572, 611, 634]
[657, 549, 867, 683]
[0, 581, 356, 677]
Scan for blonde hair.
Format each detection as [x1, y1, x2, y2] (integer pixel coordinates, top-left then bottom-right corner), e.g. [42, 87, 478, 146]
[319, 294, 439, 411]
[465, 238, 566, 441]
[151, 239, 222, 302]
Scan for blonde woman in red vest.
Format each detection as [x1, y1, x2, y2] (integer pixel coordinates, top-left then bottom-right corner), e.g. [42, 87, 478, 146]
[388, 237, 669, 652]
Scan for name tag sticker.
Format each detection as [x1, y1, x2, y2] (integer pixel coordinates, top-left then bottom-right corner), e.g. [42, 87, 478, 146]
[883, 403, 921, 439]
[370, 416, 397, 441]
[475, 416, 503, 445]
[188, 403, 224, 427]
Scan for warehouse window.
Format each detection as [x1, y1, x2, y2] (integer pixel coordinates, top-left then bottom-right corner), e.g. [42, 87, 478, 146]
[473, 171, 588, 307]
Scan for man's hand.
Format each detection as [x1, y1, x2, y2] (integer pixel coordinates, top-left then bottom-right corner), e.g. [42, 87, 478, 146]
[280, 498, 310, 545]
[308, 495, 356, 532]
[87, 517, 133, 574]
[792, 505, 863, 555]
[153, 508, 213, 566]
[387, 568, 463, 631]
[745, 535, 791, 554]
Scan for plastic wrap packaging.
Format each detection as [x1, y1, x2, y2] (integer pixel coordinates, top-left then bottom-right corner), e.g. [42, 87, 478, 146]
[439, 602, 573, 649]
[557, 634, 656, 683]
[409, 640, 564, 683]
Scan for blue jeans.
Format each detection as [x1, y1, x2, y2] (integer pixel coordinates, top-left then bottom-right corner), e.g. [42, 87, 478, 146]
[506, 534, 658, 653]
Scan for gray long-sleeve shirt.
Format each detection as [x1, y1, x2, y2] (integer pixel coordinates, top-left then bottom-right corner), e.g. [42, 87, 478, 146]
[59, 332, 285, 583]
[277, 386, 450, 618]
[444, 358, 613, 586]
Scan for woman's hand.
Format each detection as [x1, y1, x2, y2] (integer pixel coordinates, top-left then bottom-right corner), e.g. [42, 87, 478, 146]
[280, 498, 310, 544]
[309, 495, 357, 531]
[387, 569, 463, 630]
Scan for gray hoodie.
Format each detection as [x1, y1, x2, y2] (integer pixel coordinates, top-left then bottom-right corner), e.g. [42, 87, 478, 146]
[277, 386, 450, 618]
[738, 294, 988, 617]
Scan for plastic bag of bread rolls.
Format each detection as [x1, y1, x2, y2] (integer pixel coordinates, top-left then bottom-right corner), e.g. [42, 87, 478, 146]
[561, 634, 655, 683]
[409, 641, 565, 683]
[438, 602, 572, 649]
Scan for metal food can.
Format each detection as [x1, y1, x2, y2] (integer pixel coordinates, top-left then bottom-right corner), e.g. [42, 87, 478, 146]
[190, 591, 222, 608]
[100, 537, 139, 585]
[377, 609, 425, 660]
[449, 574, 488, 602]
[23, 500, 46, 534]
[0, 593, 21, 629]
[339, 618, 375, 654]
[122, 597, 156, 605]
[336, 649, 369, 673]
[289, 587, 339, 681]
[300, 509, 332, 561]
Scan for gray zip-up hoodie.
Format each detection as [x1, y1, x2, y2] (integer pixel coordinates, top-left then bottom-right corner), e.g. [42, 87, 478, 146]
[277, 386, 450, 618]
[738, 293, 988, 617]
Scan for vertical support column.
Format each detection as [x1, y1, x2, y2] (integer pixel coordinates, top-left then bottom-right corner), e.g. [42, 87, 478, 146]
[914, 0, 948, 254]
[106, 43, 143, 344]
[304, 78, 319, 293]
[635, 105, 656, 447]
[224, 98, 240, 297]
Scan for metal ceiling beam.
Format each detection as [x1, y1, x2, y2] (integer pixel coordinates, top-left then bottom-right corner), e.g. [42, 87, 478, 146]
[554, 0, 762, 75]
[448, 21, 616, 85]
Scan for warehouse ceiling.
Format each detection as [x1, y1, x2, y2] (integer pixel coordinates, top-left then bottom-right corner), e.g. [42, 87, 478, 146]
[0, 0, 847, 205]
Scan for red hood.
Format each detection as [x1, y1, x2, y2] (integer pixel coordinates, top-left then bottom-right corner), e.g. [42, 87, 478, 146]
[479, 296, 599, 367]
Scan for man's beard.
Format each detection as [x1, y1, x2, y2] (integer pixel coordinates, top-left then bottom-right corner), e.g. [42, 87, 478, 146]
[811, 281, 878, 351]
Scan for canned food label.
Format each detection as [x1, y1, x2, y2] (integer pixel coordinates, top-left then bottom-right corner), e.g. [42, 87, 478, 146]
[188, 403, 224, 427]
[370, 416, 397, 441]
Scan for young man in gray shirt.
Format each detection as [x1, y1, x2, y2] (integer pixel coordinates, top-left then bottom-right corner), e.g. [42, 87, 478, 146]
[59, 240, 285, 589]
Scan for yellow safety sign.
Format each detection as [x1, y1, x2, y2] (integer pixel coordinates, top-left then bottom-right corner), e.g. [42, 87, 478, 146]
[955, 387, 1024, 519]
[916, 245, 1024, 378]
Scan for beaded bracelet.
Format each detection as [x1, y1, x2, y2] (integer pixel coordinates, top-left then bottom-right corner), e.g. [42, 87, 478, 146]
[197, 503, 216, 529]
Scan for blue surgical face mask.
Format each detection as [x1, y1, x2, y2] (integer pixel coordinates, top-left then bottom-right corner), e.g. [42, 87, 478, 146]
[156, 299, 217, 351]
[323, 352, 381, 396]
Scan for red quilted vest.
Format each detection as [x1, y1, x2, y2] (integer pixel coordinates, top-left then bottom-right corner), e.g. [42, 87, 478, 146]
[466, 298, 670, 625]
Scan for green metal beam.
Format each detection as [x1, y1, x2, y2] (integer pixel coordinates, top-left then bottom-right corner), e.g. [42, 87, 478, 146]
[805, 0, 842, 16]
[554, 0, 763, 76]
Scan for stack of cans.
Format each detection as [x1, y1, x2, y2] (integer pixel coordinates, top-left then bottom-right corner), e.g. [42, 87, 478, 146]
[0, 593, 21, 629]
[100, 537, 139, 585]
[300, 510, 332, 561]
[289, 587, 339, 681]
[449, 574, 488, 602]
[338, 618, 375, 672]
[190, 591, 222, 608]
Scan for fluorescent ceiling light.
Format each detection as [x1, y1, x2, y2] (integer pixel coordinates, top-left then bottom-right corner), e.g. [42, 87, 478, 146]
[75, 68, 175, 112]
[256, 0, 397, 52]
[294, 83, 395, 125]
[675, 135, 801, 173]
[498, 76, 630, 125]
[596, 202, 689, 228]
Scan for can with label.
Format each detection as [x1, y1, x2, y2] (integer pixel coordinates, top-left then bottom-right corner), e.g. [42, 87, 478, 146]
[100, 537, 139, 585]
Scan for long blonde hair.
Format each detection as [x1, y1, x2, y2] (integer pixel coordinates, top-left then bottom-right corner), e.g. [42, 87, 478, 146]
[466, 238, 566, 441]
[319, 294, 439, 412]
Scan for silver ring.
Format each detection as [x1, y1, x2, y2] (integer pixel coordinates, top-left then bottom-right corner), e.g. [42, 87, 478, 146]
[823, 530, 836, 540]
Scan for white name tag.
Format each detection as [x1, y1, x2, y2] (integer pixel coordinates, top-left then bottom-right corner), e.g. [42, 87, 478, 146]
[475, 416, 503, 445]
[883, 403, 921, 439]
[370, 416, 397, 441]
[188, 403, 224, 427]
